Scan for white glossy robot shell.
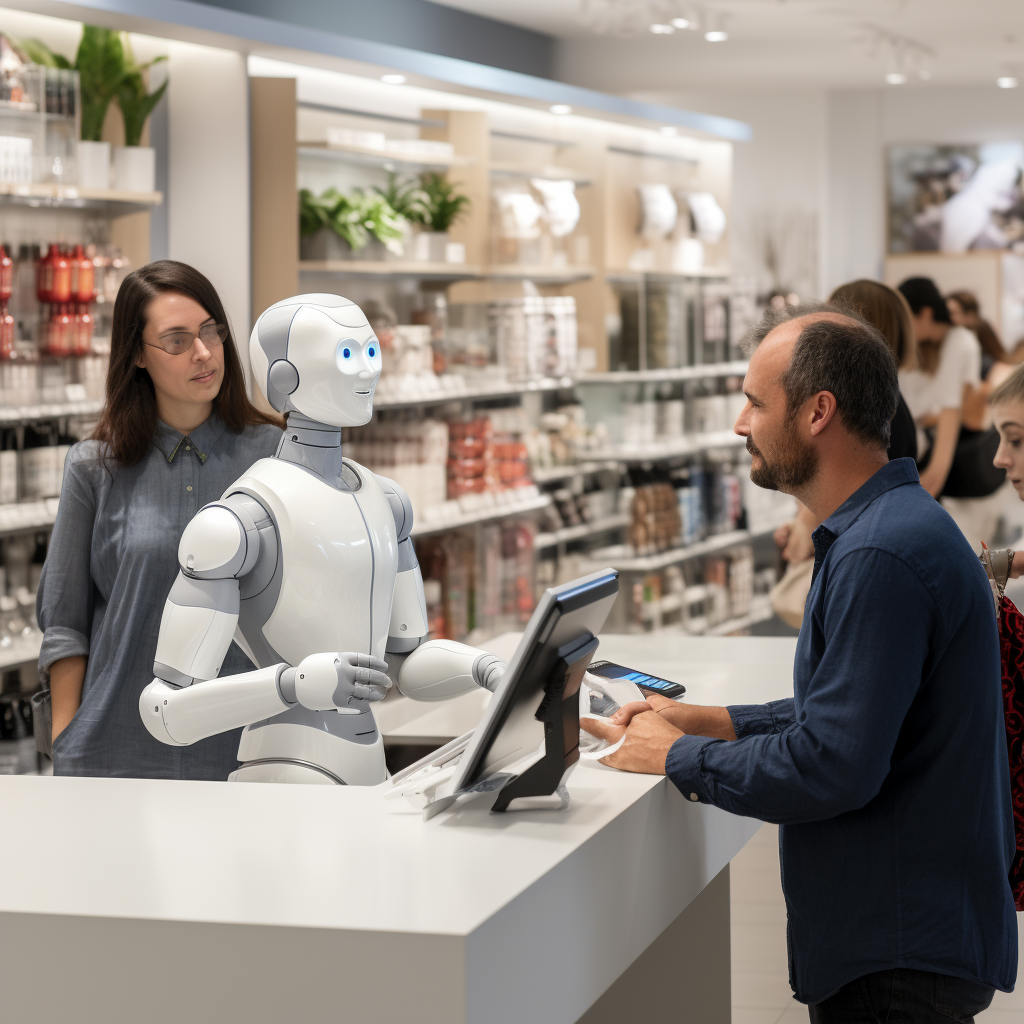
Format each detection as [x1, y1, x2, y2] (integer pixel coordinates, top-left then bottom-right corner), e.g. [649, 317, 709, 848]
[249, 293, 375, 417]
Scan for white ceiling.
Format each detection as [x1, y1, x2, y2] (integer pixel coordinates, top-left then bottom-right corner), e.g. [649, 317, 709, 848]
[432, 0, 1024, 90]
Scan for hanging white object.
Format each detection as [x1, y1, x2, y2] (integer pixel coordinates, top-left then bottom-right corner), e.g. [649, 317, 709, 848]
[637, 183, 678, 240]
[688, 191, 727, 243]
[530, 178, 581, 238]
[496, 190, 544, 240]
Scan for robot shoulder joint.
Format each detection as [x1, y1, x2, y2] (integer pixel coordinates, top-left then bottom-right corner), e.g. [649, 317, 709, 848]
[178, 494, 267, 580]
[374, 474, 414, 542]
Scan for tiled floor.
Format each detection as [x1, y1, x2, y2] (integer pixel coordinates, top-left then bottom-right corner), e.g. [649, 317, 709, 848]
[730, 823, 1024, 1023]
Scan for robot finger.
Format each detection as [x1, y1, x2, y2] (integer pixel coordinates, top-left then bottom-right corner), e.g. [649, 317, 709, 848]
[352, 682, 389, 702]
[345, 653, 390, 673]
[354, 667, 392, 689]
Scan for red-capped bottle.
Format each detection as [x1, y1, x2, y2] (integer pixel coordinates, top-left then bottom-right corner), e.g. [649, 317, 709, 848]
[76, 302, 93, 355]
[0, 302, 14, 359]
[36, 245, 52, 304]
[51, 246, 71, 304]
[0, 246, 12, 303]
[72, 244, 94, 303]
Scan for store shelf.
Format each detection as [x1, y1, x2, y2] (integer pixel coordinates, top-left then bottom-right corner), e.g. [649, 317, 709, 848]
[702, 600, 776, 637]
[375, 376, 574, 410]
[0, 500, 59, 536]
[298, 260, 482, 280]
[531, 460, 623, 485]
[411, 492, 551, 538]
[582, 517, 788, 574]
[485, 264, 594, 283]
[0, 399, 104, 425]
[0, 182, 163, 214]
[489, 163, 592, 186]
[578, 361, 747, 385]
[535, 512, 629, 550]
[606, 267, 731, 284]
[585, 430, 747, 464]
[0, 633, 42, 672]
[297, 141, 473, 170]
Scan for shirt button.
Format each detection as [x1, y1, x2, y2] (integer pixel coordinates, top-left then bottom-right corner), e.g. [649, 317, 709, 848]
[186, 446, 190, 451]
[187, 485, 192, 492]
[689, 793, 699, 802]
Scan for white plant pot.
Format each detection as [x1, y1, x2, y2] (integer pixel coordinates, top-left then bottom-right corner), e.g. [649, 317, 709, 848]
[414, 231, 451, 263]
[76, 140, 110, 190]
[111, 145, 155, 194]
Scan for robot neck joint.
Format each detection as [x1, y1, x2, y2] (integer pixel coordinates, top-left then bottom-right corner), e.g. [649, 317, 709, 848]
[283, 412, 342, 449]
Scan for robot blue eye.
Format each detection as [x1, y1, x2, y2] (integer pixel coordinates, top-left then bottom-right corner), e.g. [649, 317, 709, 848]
[368, 346, 376, 358]
[342, 347, 351, 359]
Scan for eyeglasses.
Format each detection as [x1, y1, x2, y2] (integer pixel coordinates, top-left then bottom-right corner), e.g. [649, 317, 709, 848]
[145, 322, 228, 356]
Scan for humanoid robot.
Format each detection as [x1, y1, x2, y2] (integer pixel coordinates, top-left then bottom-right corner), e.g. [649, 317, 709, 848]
[139, 294, 505, 785]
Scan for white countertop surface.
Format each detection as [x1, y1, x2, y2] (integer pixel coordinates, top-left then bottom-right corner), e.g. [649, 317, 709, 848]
[0, 635, 796, 936]
[0, 635, 797, 1024]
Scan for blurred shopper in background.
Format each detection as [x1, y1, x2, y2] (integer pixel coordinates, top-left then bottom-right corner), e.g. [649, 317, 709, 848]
[947, 289, 1015, 380]
[899, 277, 1006, 550]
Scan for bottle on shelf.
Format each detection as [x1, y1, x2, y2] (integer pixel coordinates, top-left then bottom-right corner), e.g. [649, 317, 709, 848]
[0, 244, 13, 360]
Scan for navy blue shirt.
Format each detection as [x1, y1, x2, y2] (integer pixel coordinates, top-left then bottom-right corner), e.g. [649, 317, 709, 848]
[666, 458, 1017, 1003]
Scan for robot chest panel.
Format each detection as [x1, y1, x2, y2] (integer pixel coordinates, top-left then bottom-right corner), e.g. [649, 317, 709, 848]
[237, 460, 398, 662]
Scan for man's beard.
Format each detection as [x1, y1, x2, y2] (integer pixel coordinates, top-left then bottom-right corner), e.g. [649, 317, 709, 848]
[746, 432, 818, 492]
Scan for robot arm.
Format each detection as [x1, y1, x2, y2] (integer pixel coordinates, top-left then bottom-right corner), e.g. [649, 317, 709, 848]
[374, 474, 506, 701]
[141, 495, 294, 746]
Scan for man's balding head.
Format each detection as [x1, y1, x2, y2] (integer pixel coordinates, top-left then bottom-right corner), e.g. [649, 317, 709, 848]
[746, 302, 899, 450]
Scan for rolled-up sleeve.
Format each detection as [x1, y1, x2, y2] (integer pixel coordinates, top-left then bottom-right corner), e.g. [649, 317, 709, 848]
[666, 548, 933, 824]
[36, 451, 97, 684]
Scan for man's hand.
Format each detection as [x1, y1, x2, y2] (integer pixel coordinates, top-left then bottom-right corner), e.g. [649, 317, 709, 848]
[580, 707, 683, 774]
[611, 692, 738, 741]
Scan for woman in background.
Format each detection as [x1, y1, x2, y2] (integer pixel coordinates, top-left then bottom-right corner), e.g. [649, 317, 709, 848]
[36, 261, 282, 779]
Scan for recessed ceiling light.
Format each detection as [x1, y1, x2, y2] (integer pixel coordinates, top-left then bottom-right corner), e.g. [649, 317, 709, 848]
[671, 17, 690, 29]
[998, 76, 1019, 89]
[660, 126, 679, 136]
[550, 104, 573, 115]
[649, 23, 675, 34]
[381, 74, 406, 85]
[704, 30, 728, 42]
[886, 72, 907, 85]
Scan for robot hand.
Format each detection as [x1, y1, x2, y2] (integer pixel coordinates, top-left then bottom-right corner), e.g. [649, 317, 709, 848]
[291, 652, 392, 711]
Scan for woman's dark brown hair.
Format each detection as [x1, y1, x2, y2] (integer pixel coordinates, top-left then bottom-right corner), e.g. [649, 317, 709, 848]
[92, 260, 281, 466]
[829, 279, 917, 371]
[946, 289, 1011, 364]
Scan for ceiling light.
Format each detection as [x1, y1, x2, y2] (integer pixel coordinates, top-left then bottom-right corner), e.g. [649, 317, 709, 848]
[886, 72, 907, 85]
[649, 23, 674, 34]
[660, 126, 679, 136]
[998, 76, 1019, 89]
[704, 30, 728, 42]
[550, 104, 573, 115]
[671, 17, 690, 29]
[381, 74, 406, 85]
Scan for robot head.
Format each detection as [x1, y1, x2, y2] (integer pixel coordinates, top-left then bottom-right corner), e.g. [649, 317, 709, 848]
[249, 293, 382, 427]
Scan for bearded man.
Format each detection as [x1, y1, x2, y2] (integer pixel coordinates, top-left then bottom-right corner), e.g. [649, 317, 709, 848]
[584, 304, 1017, 1022]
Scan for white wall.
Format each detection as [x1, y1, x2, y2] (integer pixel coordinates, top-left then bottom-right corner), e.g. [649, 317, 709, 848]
[162, 41, 251, 354]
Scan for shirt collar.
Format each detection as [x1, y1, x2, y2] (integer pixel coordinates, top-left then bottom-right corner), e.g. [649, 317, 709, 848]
[153, 411, 226, 464]
[810, 458, 919, 578]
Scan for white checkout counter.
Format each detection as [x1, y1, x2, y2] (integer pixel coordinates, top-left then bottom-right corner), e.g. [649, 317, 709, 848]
[0, 635, 795, 1024]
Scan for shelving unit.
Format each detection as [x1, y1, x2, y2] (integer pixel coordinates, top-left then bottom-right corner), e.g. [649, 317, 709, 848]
[585, 430, 747, 464]
[578, 361, 747, 385]
[375, 377, 573, 410]
[0, 399, 104, 425]
[298, 260, 482, 280]
[535, 512, 630, 550]
[0, 500, 59, 536]
[411, 491, 550, 538]
[485, 264, 594, 283]
[297, 141, 473, 171]
[0, 182, 163, 214]
[531, 460, 623, 485]
[489, 163, 592, 187]
[703, 599, 776, 637]
[0, 633, 43, 673]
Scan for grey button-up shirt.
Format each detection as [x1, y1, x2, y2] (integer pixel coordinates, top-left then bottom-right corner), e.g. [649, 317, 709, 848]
[37, 413, 282, 779]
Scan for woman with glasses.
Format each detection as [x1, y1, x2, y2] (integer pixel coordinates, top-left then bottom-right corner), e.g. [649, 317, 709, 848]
[36, 260, 282, 779]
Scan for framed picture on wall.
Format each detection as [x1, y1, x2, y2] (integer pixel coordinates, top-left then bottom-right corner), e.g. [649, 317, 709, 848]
[887, 143, 1024, 254]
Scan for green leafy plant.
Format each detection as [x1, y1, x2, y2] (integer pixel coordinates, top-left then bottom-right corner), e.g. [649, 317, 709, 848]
[417, 172, 470, 233]
[299, 187, 406, 253]
[374, 172, 430, 225]
[15, 28, 167, 144]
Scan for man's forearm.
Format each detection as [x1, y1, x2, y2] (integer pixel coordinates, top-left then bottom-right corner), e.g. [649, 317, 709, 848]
[681, 705, 737, 741]
[50, 655, 86, 741]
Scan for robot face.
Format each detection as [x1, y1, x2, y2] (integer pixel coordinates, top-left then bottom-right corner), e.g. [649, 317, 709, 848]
[250, 294, 383, 427]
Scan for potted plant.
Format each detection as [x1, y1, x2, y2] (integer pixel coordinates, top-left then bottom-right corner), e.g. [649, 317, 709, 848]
[17, 27, 166, 192]
[374, 172, 429, 258]
[299, 187, 406, 261]
[412, 172, 471, 263]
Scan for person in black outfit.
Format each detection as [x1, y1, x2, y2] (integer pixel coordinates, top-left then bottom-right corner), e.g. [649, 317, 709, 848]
[830, 279, 916, 461]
